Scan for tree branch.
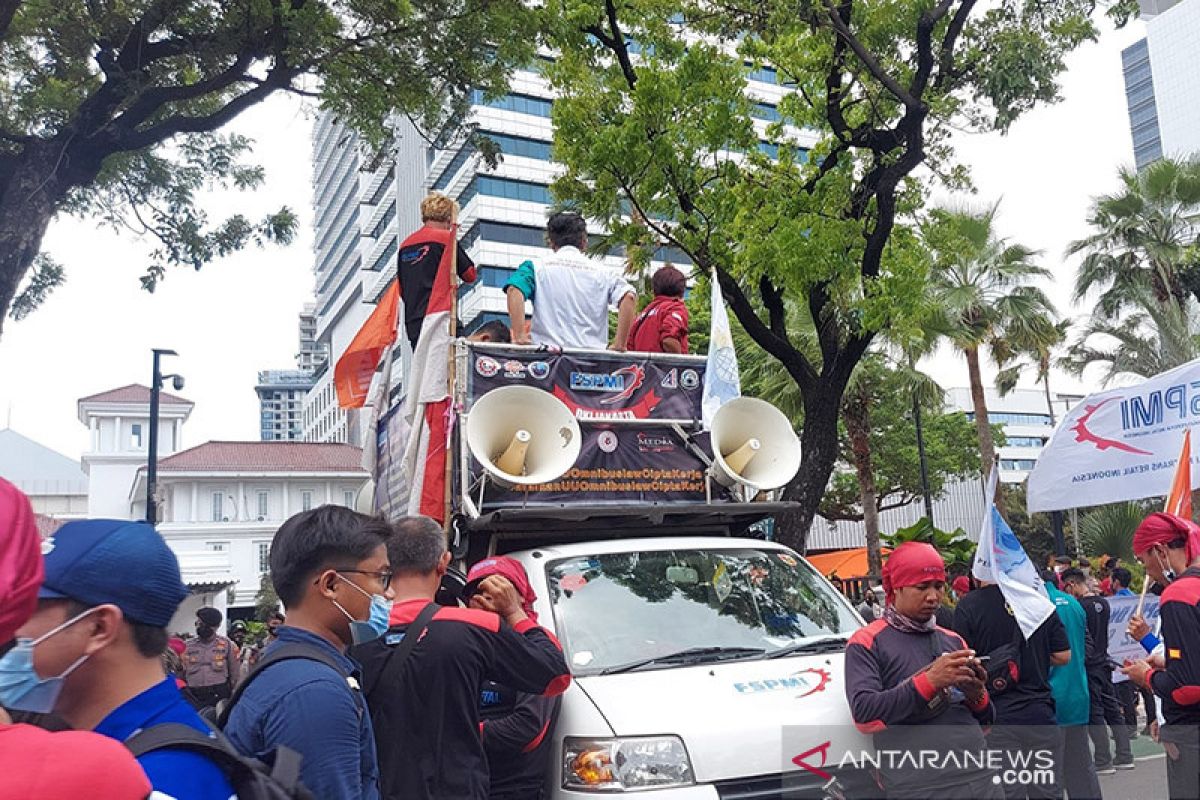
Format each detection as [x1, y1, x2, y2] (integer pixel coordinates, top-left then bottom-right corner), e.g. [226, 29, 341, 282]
[936, 0, 977, 89]
[0, 0, 21, 40]
[821, 0, 922, 111]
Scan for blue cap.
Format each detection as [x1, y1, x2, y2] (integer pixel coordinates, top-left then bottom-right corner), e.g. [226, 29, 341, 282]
[39, 519, 189, 627]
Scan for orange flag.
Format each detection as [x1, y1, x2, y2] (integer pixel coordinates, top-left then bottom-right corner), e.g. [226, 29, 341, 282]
[335, 281, 399, 409]
[1165, 429, 1193, 519]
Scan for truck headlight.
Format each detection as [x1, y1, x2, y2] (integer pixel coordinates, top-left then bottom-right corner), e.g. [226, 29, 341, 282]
[563, 736, 694, 791]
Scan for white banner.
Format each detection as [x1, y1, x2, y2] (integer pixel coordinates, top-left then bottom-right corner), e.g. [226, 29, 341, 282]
[1027, 357, 1200, 512]
[974, 470, 1056, 640]
[1105, 594, 1161, 683]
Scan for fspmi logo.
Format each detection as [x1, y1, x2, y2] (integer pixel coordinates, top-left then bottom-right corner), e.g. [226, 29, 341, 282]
[571, 371, 627, 392]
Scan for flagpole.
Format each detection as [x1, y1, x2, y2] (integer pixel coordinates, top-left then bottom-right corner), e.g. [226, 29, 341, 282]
[443, 203, 460, 538]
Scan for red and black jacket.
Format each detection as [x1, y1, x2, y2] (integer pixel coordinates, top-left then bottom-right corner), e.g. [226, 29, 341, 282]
[479, 681, 561, 800]
[1149, 567, 1200, 738]
[353, 599, 570, 800]
[396, 225, 477, 349]
[844, 619, 994, 794]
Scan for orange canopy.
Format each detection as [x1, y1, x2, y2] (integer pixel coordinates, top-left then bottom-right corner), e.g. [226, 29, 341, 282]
[806, 547, 891, 579]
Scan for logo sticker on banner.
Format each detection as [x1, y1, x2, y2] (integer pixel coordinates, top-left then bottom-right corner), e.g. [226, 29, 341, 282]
[1028, 356, 1200, 512]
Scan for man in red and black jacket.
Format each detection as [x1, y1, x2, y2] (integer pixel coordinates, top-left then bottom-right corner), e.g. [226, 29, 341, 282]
[1123, 512, 1200, 800]
[844, 542, 1001, 799]
[397, 193, 477, 350]
[353, 517, 570, 800]
[463, 557, 561, 800]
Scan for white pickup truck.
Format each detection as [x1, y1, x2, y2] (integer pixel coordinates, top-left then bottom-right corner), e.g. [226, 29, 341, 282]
[466, 509, 873, 800]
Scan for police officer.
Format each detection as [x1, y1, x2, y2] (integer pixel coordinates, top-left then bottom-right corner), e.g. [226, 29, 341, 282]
[183, 607, 240, 711]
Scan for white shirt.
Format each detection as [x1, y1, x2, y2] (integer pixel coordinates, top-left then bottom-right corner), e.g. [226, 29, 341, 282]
[508, 246, 636, 349]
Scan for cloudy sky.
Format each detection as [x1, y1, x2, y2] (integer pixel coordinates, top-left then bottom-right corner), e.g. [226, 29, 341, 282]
[0, 18, 1146, 462]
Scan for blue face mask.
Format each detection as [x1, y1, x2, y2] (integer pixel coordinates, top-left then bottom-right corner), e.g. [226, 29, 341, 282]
[0, 608, 95, 713]
[333, 574, 393, 645]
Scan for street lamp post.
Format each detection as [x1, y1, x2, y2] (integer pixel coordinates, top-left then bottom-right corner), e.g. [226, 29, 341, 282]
[147, 348, 182, 524]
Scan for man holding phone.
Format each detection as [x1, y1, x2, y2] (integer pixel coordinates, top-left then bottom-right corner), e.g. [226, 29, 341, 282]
[844, 542, 1001, 798]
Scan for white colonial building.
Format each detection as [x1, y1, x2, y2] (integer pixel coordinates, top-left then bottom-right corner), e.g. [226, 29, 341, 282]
[128, 441, 369, 614]
[78, 384, 194, 519]
[75, 384, 367, 631]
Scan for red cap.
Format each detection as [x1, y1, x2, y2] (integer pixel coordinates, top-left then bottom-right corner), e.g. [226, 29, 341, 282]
[464, 556, 538, 623]
[168, 636, 187, 656]
[881, 542, 946, 603]
[952, 576, 971, 596]
[0, 478, 44, 644]
[1133, 512, 1200, 561]
[0, 724, 152, 798]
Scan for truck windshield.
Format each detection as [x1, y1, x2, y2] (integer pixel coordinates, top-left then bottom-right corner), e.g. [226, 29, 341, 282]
[546, 547, 859, 676]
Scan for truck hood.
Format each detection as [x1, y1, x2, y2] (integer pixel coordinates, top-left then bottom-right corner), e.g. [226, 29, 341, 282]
[576, 653, 871, 783]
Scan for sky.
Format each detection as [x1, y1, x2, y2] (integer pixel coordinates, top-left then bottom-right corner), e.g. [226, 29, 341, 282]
[0, 18, 1148, 462]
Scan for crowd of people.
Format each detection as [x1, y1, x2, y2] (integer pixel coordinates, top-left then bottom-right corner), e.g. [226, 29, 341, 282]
[845, 512, 1200, 799]
[0, 480, 570, 800]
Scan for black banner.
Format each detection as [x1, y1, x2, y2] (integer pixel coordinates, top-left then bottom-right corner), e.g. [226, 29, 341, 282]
[462, 345, 740, 508]
[466, 347, 706, 422]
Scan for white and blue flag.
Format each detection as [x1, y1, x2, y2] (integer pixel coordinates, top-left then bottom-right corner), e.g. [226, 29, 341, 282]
[973, 468, 1056, 640]
[702, 268, 741, 429]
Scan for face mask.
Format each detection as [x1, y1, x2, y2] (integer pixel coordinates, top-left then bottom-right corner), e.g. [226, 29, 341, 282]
[1157, 550, 1177, 584]
[0, 608, 95, 713]
[332, 574, 392, 645]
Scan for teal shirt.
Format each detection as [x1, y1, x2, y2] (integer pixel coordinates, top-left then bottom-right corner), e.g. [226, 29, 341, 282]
[504, 260, 537, 300]
[1047, 585, 1090, 726]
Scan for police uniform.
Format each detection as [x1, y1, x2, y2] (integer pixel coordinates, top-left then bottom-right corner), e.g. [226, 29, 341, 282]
[183, 635, 240, 709]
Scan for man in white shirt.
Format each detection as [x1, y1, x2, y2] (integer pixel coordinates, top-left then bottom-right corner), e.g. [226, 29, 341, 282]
[505, 212, 636, 350]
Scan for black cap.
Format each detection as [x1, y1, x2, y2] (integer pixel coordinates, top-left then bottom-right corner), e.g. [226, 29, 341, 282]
[196, 607, 222, 627]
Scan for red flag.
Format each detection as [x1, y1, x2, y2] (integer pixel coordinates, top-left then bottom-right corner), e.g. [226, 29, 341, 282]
[335, 281, 399, 408]
[1165, 430, 1193, 519]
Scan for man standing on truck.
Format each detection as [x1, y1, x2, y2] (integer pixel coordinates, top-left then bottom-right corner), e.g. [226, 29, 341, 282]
[504, 211, 637, 350]
[844, 542, 1001, 799]
[463, 557, 562, 800]
[354, 516, 571, 800]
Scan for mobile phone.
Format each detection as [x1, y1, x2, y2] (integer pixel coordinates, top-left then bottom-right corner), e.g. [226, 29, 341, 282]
[975, 655, 991, 664]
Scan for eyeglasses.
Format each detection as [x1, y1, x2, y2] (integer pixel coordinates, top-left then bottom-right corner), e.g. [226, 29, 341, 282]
[336, 568, 394, 588]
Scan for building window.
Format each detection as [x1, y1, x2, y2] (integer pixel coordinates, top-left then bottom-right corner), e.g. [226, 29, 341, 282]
[301, 491, 313, 511]
[130, 423, 143, 448]
[1000, 459, 1038, 471]
[343, 490, 355, 508]
[1005, 437, 1046, 448]
[257, 491, 269, 519]
[257, 541, 271, 573]
[211, 493, 224, 522]
[205, 541, 228, 552]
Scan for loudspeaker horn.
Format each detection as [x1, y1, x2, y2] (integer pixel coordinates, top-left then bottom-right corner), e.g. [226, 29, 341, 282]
[466, 385, 582, 487]
[709, 397, 801, 492]
[355, 480, 377, 515]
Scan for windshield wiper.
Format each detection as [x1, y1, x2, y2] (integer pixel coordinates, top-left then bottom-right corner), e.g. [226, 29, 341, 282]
[599, 646, 766, 675]
[764, 637, 848, 659]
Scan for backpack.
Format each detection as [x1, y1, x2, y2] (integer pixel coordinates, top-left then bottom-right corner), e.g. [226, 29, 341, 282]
[129, 642, 357, 800]
[125, 723, 314, 800]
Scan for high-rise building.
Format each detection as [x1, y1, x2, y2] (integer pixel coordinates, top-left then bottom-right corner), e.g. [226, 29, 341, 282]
[946, 386, 1083, 484]
[296, 303, 326, 373]
[1121, 0, 1200, 168]
[301, 115, 424, 443]
[254, 370, 312, 441]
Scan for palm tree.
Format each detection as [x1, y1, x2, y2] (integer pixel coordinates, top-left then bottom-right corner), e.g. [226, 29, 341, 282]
[925, 202, 1057, 474]
[995, 318, 1071, 423]
[1069, 157, 1200, 319]
[1061, 288, 1200, 384]
[1079, 502, 1152, 561]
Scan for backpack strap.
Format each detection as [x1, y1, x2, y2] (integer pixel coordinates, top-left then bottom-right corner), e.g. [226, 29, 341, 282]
[217, 642, 352, 729]
[364, 602, 440, 701]
[125, 722, 307, 794]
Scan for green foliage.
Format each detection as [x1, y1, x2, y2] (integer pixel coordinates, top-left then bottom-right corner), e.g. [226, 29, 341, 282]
[254, 572, 281, 621]
[0, 0, 536, 324]
[9, 254, 64, 320]
[884, 518, 975, 574]
[1079, 501, 1155, 562]
[539, 0, 1101, 546]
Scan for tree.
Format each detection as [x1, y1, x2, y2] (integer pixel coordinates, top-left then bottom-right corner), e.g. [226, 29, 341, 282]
[0, 0, 535, 331]
[995, 319, 1071, 422]
[542, 0, 1103, 550]
[1078, 501, 1151, 562]
[254, 571, 281, 621]
[924, 203, 1057, 473]
[1068, 157, 1200, 320]
[883, 518, 975, 575]
[1062, 288, 1200, 384]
